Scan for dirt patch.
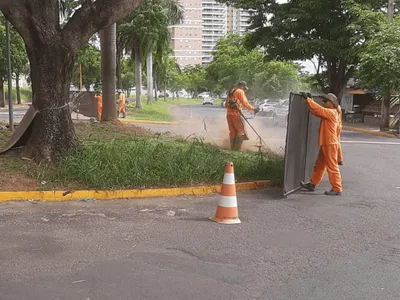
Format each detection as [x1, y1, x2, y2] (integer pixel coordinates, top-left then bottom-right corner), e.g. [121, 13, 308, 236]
[0, 171, 40, 191]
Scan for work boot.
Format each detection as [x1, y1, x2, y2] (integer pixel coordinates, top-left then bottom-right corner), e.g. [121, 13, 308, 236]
[300, 181, 315, 191]
[234, 136, 245, 151]
[338, 161, 343, 166]
[324, 190, 342, 196]
[122, 112, 126, 118]
[230, 138, 236, 151]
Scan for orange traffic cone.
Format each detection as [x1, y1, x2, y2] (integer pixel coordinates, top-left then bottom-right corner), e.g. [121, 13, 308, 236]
[210, 162, 241, 224]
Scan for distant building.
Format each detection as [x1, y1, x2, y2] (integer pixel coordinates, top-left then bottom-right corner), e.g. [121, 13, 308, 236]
[170, 1, 252, 69]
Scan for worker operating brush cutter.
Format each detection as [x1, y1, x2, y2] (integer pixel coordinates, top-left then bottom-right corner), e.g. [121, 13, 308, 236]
[300, 92, 343, 196]
[225, 81, 260, 151]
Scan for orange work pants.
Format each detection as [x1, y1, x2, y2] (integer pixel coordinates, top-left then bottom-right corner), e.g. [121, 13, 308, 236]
[98, 105, 102, 120]
[227, 114, 246, 139]
[310, 144, 342, 192]
[118, 104, 126, 114]
[337, 127, 343, 162]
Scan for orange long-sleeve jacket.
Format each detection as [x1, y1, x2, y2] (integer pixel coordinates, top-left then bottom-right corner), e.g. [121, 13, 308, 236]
[225, 89, 254, 116]
[306, 97, 339, 146]
[337, 105, 342, 127]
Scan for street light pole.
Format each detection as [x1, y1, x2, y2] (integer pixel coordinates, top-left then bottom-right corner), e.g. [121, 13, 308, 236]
[5, 19, 13, 132]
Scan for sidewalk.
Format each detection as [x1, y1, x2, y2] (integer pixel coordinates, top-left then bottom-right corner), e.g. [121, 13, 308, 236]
[0, 103, 31, 110]
[343, 122, 398, 138]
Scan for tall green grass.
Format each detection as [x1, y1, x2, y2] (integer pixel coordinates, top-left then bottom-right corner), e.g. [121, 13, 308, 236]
[32, 137, 283, 190]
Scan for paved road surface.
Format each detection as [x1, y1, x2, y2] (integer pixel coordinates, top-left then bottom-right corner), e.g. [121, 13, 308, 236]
[2, 130, 400, 299]
[139, 105, 287, 152]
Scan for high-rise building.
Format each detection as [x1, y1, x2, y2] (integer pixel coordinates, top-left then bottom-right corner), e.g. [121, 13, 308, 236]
[170, 0, 203, 69]
[202, 0, 227, 65]
[227, 7, 252, 35]
[169, 1, 252, 68]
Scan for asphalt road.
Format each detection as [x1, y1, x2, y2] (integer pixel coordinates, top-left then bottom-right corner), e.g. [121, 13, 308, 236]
[2, 125, 400, 298]
[0, 107, 29, 122]
[139, 105, 288, 152]
[2, 104, 400, 299]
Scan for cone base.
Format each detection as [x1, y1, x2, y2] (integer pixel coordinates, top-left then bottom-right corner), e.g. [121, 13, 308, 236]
[209, 216, 241, 224]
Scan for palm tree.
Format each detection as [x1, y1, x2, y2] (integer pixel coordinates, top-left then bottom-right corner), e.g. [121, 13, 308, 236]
[118, 0, 183, 107]
[149, 0, 183, 103]
[100, 24, 118, 120]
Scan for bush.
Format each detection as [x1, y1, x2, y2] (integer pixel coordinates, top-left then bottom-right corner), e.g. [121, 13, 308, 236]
[3, 87, 32, 102]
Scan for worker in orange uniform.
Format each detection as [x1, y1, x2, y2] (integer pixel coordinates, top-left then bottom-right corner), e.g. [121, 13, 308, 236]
[337, 105, 343, 165]
[95, 92, 103, 121]
[225, 81, 260, 151]
[117, 89, 126, 118]
[300, 93, 342, 196]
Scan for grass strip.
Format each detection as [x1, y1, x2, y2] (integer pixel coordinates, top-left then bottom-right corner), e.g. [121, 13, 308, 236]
[126, 98, 203, 122]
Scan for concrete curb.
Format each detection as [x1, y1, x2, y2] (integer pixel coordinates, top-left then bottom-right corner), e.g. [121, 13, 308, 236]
[0, 180, 273, 203]
[343, 126, 398, 138]
[120, 119, 180, 125]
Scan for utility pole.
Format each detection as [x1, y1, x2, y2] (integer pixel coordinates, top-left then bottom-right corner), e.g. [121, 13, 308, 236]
[5, 20, 13, 132]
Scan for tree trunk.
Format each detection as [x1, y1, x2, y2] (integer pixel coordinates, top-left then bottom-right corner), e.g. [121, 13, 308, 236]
[154, 67, 158, 102]
[100, 24, 118, 121]
[381, 93, 391, 131]
[163, 81, 167, 101]
[0, 78, 4, 107]
[22, 45, 78, 161]
[135, 47, 142, 109]
[146, 51, 153, 105]
[116, 38, 124, 89]
[16, 73, 21, 104]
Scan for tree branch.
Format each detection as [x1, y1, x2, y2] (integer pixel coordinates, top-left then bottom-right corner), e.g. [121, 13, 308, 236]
[2, 0, 60, 49]
[62, 0, 144, 53]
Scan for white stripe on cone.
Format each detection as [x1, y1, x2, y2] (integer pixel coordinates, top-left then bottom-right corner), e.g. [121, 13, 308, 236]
[218, 196, 238, 208]
[223, 173, 235, 184]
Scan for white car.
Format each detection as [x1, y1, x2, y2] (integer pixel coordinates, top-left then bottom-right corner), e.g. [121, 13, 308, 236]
[202, 97, 214, 105]
[258, 99, 281, 116]
[198, 92, 211, 99]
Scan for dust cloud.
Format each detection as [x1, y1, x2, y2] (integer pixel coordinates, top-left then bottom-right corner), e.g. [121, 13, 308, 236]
[169, 106, 287, 155]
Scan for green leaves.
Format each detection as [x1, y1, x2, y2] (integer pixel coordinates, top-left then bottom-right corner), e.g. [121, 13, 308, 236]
[204, 33, 304, 98]
[358, 21, 400, 95]
[217, 0, 390, 95]
[71, 43, 101, 90]
[0, 15, 29, 79]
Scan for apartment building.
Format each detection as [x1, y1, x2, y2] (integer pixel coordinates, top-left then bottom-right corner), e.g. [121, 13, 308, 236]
[170, 0, 252, 68]
[169, 0, 203, 69]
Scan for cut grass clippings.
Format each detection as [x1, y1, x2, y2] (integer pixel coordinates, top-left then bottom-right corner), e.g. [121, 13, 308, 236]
[126, 98, 202, 122]
[0, 122, 284, 191]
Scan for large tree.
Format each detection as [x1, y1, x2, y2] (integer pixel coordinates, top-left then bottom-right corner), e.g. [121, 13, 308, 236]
[358, 20, 400, 130]
[1, 0, 143, 161]
[221, 0, 386, 100]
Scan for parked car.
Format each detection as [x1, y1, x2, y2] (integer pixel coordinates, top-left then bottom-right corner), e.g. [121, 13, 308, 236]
[202, 97, 214, 105]
[198, 92, 211, 99]
[272, 100, 289, 126]
[258, 99, 281, 116]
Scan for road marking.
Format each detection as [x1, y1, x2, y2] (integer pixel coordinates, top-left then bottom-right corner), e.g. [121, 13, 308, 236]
[342, 140, 400, 145]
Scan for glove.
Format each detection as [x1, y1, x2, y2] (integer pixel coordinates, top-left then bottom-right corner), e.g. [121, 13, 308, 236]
[300, 92, 312, 100]
[254, 107, 260, 114]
